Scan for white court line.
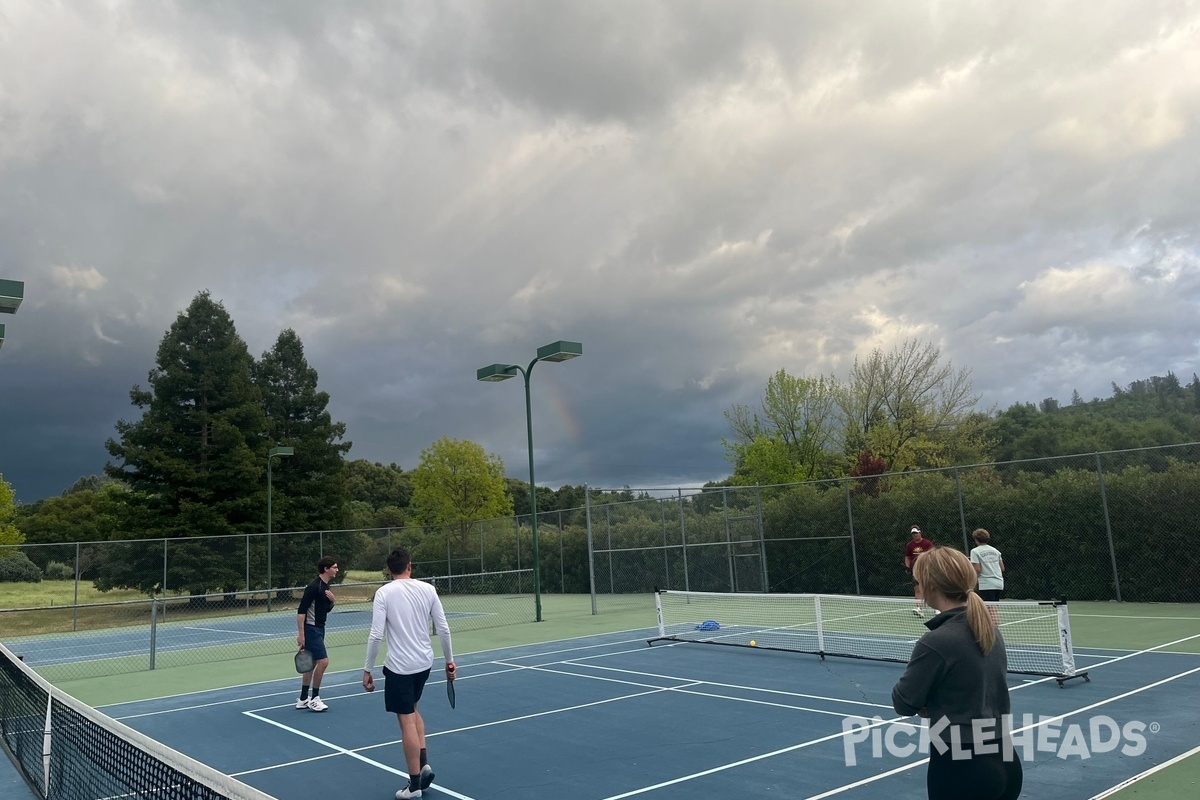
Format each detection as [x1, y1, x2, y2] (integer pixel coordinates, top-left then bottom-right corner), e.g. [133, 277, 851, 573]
[180, 626, 275, 637]
[566, 658, 894, 709]
[501, 659, 878, 719]
[1087, 743, 1200, 799]
[238, 710, 478, 800]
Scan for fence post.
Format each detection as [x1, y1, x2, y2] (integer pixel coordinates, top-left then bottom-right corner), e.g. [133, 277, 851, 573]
[606, 504, 615, 594]
[162, 539, 169, 621]
[679, 488, 690, 592]
[586, 485, 597, 614]
[245, 534, 251, 612]
[73, 542, 81, 632]
[845, 481, 861, 595]
[1096, 453, 1123, 602]
[661, 499, 670, 592]
[149, 596, 158, 671]
[719, 488, 731, 590]
[954, 468, 969, 551]
[755, 486, 768, 591]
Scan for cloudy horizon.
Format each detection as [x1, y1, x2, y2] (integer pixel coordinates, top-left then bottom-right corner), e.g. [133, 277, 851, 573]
[2, 1, 1198, 503]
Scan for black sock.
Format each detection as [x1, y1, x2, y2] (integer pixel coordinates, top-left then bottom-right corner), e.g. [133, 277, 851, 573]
[311, 690, 320, 698]
[409, 774, 420, 791]
[300, 686, 310, 701]
[420, 748, 427, 768]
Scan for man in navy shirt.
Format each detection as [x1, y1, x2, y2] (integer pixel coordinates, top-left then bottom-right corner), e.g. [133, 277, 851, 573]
[296, 556, 338, 711]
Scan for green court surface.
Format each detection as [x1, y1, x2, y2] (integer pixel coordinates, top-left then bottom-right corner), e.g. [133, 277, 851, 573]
[37, 596, 1200, 799]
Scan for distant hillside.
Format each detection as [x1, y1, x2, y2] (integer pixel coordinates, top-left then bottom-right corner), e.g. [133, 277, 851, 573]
[992, 372, 1200, 462]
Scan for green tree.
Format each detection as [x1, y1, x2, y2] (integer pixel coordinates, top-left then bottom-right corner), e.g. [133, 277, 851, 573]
[411, 438, 513, 557]
[838, 339, 981, 471]
[254, 329, 353, 586]
[14, 484, 133, 576]
[104, 291, 267, 594]
[344, 460, 413, 517]
[0, 473, 24, 556]
[724, 369, 840, 482]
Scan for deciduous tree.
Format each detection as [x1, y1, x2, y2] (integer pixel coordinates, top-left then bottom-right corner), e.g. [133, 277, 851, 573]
[411, 438, 512, 556]
[838, 339, 980, 471]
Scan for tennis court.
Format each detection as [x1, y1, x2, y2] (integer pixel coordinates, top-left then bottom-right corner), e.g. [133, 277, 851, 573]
[17, 596, 1197, 800]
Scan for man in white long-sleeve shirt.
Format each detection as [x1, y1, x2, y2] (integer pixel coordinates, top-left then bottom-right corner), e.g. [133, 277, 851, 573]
[363, 548, 455, 800]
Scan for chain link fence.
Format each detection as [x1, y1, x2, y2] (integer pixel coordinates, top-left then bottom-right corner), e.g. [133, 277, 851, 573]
[585, 442, 1200, 609]
[3, 442, 1197, 675]
[2, 570, 533, 681]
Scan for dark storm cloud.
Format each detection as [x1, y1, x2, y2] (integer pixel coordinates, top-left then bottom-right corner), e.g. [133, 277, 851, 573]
[2, 1, 1199, 503]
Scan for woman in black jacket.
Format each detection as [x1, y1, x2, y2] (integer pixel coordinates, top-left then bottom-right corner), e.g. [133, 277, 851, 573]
[892, 546, 1022, 800]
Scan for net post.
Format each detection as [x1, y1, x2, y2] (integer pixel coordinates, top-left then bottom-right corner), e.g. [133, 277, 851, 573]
[654, 590, 665, 638]
[1054, 599, 1089, 686]
[814, 595, 826, 658]
[42, 691, 52, 793]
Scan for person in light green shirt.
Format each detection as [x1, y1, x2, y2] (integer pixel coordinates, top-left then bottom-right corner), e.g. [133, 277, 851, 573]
[969, 528, 1005, 602]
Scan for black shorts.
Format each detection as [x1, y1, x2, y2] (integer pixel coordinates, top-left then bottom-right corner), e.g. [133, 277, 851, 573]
[383, 666, 431, 715]
[978, 589, 1004, 602]
[302, 625, 328, 661]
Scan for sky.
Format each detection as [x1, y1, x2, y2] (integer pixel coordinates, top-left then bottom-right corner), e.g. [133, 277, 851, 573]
[2, 1, 1199, 503]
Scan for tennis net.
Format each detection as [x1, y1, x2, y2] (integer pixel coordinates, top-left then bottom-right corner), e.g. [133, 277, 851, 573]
[651, 589, 1086, 681]
[0, 640, 277, 800]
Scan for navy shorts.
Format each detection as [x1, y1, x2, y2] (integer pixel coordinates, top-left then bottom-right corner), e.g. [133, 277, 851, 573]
[303, 625, 328, 661]
[383, 666, 431, 715]
[978, 589, 1004, 602]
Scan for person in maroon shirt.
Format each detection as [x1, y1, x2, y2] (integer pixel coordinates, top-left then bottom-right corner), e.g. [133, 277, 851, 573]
[904, 525, 935, 616]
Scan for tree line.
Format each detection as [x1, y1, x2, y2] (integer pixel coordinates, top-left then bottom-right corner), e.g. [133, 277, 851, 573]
[3, 290, 1198, 596]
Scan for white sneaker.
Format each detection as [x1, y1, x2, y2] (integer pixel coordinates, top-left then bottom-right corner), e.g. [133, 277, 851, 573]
[307, 697, 328, 712]
[395, 787, 422, 799]
[295, 698, 310, 709]
[419, 765, 435, 790]
[912, 608, 923, 617]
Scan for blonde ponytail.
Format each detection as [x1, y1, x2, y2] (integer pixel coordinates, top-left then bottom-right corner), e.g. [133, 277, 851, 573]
[965, 591, 996, 655]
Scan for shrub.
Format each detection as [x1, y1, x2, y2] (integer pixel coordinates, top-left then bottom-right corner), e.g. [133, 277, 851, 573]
[44, 560, 75, 581]
[0, 552, 43, 583]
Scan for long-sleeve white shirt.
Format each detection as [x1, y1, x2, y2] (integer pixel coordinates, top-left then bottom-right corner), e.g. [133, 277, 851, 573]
[364, 576, 453, 676]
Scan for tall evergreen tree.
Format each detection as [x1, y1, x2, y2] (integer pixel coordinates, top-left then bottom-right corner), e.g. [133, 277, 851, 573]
[104, 292, 266, 594]
[254, 329, 352, 584]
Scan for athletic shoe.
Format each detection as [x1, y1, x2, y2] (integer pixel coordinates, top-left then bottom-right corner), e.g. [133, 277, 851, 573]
[295, 698, 310, 710]
[395, 787, 421, 799]
[419, 765, 435, 790]
[911, 608, 923, 617]
[307, 697, 328, 712]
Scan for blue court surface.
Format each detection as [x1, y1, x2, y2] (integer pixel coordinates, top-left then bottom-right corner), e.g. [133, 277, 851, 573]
[95, 628, 1200, 800]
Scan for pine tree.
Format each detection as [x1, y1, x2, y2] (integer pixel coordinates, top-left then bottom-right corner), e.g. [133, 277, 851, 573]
[104, 292, 266, 594]
[254, 329, 352, 585]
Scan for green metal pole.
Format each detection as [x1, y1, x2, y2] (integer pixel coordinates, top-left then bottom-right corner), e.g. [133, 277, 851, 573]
[523, 359, 542, 622]
[267, 458, 273, 612]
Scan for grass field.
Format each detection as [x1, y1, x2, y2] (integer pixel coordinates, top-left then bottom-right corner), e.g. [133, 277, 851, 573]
[0, 572, 386, 637]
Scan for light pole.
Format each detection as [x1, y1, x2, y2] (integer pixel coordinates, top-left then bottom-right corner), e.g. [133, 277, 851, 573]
[0, 279, 24, 350]
[267, 445, 294, 608]
[477, 340, 582, 622]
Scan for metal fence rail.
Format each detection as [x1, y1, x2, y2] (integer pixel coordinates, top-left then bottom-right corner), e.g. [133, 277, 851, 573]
[5, 443, 1198, 639]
